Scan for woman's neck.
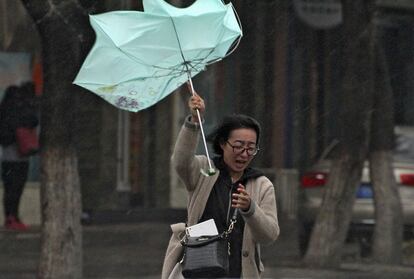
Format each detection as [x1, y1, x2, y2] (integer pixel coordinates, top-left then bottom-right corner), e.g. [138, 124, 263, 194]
[230, 172, 243, 183]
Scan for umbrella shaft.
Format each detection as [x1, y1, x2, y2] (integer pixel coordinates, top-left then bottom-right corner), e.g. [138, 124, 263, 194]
[196, 109, 213, 170]
[187, 74, 213, 170]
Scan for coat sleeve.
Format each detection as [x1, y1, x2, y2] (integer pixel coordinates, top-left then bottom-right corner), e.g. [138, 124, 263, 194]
[171, 116, 205, 192]
[161, 223, 186, 279]
[240, 178, 280, 245]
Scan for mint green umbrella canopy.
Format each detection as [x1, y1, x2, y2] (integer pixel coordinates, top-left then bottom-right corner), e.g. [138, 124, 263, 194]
[73, 0, 242, 112]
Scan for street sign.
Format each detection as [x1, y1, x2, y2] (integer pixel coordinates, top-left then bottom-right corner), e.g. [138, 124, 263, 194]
[294, 0, 342, 29]
[377, 0, 414, 11]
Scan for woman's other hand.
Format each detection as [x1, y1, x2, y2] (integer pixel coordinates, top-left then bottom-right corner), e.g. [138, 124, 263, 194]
[232, 184, 251, 211]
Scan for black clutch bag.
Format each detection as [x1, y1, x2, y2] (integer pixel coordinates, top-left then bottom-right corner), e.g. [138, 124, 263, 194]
[181, 234, 229, 278]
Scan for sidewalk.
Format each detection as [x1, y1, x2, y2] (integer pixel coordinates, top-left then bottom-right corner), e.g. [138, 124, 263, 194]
[1, 218, 414, 279]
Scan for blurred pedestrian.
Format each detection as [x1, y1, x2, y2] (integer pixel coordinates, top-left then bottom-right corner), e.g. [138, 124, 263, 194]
[162, 90, 279, 278]
[0, 82, 39, 231]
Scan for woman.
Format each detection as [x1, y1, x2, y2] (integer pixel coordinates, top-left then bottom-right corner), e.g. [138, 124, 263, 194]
[162, 92, 279, 278]
[0, 83, 39, 230]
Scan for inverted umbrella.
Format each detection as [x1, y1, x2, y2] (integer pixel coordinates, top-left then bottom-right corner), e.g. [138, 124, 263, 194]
[74, 0, 242, 175]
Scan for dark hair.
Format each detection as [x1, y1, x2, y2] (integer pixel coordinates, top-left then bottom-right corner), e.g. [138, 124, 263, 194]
[1, 85, 19, 104]
[20, 82, 36, 98]
[208, 114, 261, 155]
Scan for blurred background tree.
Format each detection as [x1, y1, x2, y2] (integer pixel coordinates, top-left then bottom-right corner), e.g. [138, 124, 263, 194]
[304, 0, 403, 267]
[20, 0, 97, 278]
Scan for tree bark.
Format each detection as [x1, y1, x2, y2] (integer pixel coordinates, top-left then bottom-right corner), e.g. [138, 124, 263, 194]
[369, 150, 403, 263]
[304, 0, 375, 268]
[38, 149, 82, 279]
[369, 26, 403, 263]
[304, 156, 368, 267]
[20, 1, 94, 278]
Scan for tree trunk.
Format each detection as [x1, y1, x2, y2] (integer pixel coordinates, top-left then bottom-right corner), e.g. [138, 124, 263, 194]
[304, 0, 375, 268]
[304, 156, 367, 267]
[369, 27, 403, 263]
[38, 149, 82, 279]
[20, 1, 94, 278]
[369, 151, 403, 263]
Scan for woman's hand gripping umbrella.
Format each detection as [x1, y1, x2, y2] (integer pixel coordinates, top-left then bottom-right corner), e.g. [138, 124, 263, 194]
[187, 83, 216, 176]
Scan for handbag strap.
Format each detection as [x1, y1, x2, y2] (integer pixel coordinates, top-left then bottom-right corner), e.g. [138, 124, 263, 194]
[223, 208, 238, 238]
[181, 209, 239, 246]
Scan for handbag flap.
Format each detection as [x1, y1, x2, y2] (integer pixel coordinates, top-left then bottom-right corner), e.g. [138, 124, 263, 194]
[182, 234, 224, 248]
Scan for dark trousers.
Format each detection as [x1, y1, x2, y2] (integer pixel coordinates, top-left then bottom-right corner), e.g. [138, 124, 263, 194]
[2, 161, 29, 218]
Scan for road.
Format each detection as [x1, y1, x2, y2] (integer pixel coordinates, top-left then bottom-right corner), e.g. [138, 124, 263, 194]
[1, 222, 414, 279]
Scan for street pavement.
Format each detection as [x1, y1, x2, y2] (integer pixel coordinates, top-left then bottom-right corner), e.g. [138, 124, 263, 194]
[1, 217, 414, 279]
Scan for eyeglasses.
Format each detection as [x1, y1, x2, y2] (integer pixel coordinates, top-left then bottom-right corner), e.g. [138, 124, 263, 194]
[226, 141, 259, 156]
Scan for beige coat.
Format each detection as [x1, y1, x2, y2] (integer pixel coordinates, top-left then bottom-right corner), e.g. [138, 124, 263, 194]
[161, 119, 280, 279]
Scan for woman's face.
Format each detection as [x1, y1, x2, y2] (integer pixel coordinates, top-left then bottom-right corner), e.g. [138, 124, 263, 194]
[220, 128, 258, 177]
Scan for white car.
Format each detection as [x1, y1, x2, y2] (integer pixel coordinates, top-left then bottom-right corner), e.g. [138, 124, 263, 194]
[298, 126, 414, 255]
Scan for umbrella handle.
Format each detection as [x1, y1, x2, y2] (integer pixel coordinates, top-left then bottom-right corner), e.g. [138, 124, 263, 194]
[187, 74, 216, 176]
